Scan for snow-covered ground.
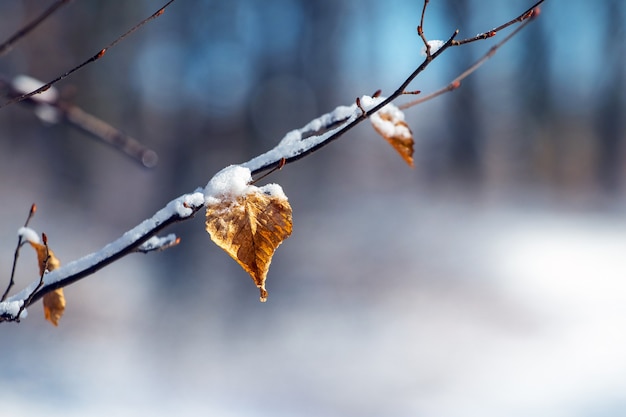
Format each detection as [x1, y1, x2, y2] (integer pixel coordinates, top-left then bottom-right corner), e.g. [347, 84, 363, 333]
[2, 186, 626, 417]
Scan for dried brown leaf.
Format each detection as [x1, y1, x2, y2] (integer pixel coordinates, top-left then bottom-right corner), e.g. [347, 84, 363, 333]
[371, 105, 415, 167]
[43, 289, 66, 326]
[28, 240, 65, 326]
[205, 190, 293, 302]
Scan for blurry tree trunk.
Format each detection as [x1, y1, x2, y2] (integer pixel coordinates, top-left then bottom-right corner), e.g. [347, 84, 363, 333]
[595, 0, 625, 192]
[443, 0, 482, 182]
[517, 7, 553, 183]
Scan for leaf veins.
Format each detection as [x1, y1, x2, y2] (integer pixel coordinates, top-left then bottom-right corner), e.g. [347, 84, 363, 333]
[205, 189, 293, 302]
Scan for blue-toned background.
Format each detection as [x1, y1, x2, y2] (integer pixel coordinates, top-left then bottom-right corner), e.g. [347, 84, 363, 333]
[1, 1, 625, 416]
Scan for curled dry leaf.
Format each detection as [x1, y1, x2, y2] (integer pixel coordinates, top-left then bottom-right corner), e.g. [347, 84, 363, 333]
[28, 240, 65, 326]
[371, 104, 415, 167]
[205, 186, 293, 302]
[42, 289, 65, 326]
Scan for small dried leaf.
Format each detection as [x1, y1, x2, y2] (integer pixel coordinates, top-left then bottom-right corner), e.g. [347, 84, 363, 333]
[28, 239, 65, 326]
[28, 241, 60, 276]
[371, 104, 415, 167]
[43, 289, 66, 326]
[205, 189, 293, 302]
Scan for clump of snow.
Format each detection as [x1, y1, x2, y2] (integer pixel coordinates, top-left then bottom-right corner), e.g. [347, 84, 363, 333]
[12, 75, 61, 124]
[277, 130, 303, 148]
[204, 165, 289, 205]
[359, 95, 386, 111]
[370, 103, 412, 139]
[171, 199, 191, 217]
[183, 191, 205, 208]
[33, 105, 61, 124]
[12, 75, 59, 104]
[0, 300, 24, 319]
[204, 165, 252, 205]
[260, 183, 287, 200]
[420, 39, 445, 56]
[18, 227, 41, 244]
[138, 234, 177, 251]
[170, 191, 205, 217]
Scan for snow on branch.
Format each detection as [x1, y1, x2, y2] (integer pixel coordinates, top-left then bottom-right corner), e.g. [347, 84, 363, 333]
[0, 0, 545, 323]
[1, 192, 203, 322]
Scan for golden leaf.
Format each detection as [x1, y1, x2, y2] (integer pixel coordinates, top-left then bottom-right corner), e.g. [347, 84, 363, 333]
[205, 189, 293, 302]
[371, 106, 414, 167]
[28, 239, 65, 326]
[43, 289, 66, 327]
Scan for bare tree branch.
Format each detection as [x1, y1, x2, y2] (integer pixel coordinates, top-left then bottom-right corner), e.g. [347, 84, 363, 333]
[400, 6, 540, 110]
[0, 75, 158, 167]
[0, 0, 176, 110]
[1, 204, 37, 302]
[0, 0, 545, 323]
[0, 192, 204, 322]
[0, 0, 72, 57]
[452, 0, 544, 46]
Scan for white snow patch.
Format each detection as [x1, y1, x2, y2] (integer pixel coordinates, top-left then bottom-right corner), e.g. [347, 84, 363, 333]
[242, 97, 386, 173]
[259, 183, 287, 200]
[204, 165, 252, 205]
[12, 75, 59, 104]
[170, 191, 204, 217]
[12, 75, 62, 123]
[18, 226, 41, 244]
[370, 103, 411, 139]
[138, 234, 177, 252]
[186, 190, 206, 207]
[0, 300, 24, 319]
[421, 39, 445, 56]
[204, 165, 288, 205]
[359, 95, 386, 110]
[34, 104, 61, 124]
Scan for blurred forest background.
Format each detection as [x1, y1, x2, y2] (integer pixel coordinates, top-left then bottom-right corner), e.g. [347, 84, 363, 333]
[1, 1, 626, 417]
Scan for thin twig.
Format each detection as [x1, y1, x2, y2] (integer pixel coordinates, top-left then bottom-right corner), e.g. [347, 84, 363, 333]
[244, 26, 460, 176]
[250, 158, 286, 185]
[0, 0, 72, 57]
[452, 0, 544, 46]
[248, 29, 460, 176]
[417, 0, 431, 56]
[17, 234, 49, 320]
[0, 0, 176, 110]
[1, 204, 37, 302]
[400, 12, 536, 110]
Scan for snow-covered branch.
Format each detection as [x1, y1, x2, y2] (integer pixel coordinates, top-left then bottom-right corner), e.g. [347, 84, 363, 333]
[1, 192, 204, 322]
[0, 0, 545, 323]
